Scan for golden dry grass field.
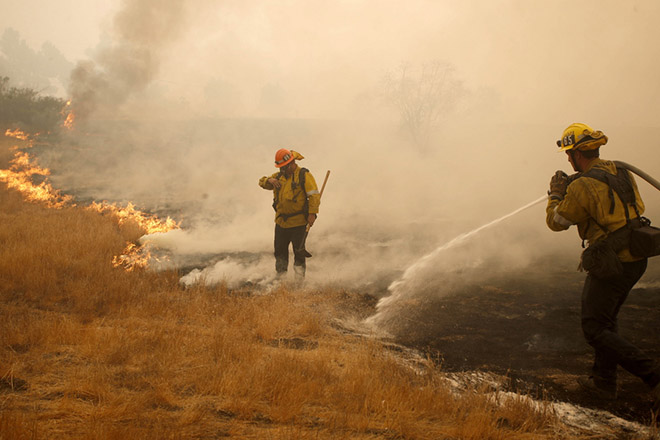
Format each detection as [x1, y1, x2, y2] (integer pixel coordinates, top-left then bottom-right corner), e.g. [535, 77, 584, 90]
[0, 133, 648, 439]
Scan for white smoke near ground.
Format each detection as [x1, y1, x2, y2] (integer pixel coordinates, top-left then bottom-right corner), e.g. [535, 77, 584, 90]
[179, 256, 275, 290]
[26, 0, 660, 332]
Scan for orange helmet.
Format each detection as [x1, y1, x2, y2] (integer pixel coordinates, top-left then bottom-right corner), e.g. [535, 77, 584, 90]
[274, 148, 294, 168]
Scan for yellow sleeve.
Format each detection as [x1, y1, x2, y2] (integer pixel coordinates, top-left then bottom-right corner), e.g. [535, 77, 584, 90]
[259, 172, 280, 190]
[545, 181, 590, 231]
[546, 199, 567, 231]
[304, 172, 320, 214]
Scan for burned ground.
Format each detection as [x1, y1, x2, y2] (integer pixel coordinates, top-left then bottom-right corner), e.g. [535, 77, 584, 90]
[380, 262, 660, 425]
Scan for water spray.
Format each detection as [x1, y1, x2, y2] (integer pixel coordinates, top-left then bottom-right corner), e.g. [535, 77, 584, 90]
[391, 160, 660, 290]
[372, 194, 548, 315]
[371, 160, 660, 325]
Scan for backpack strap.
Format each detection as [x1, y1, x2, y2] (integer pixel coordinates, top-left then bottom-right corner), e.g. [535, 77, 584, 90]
[275, 168, 310, 221]
[580, 166, 639, 219]
[576, 165, 641, 251]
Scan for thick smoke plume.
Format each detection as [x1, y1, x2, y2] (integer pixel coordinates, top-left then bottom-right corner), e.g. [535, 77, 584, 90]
[68, 0, 188, 121]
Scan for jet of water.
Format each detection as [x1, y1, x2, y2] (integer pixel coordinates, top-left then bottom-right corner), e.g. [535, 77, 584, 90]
[372, 194, 549, 316]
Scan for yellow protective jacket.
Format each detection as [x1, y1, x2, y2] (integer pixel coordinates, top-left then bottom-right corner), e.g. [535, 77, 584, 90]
[259, 164, 320, 228]
[546, 158, 645, 262]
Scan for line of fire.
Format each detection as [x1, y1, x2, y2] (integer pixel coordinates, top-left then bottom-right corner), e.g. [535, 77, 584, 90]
[1, 105, 180, 271]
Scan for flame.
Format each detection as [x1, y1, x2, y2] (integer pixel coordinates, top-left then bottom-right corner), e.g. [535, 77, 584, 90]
[88, 201, 179, 235]
[0, 141, 179, 271]
[62, 100, 75, 130]
[88, 201, 179, 271]
[4, 128, 29, 140]
[112, 243, 150, 271]
[109, 240, 172, 272]
[0, 151, 73, 208]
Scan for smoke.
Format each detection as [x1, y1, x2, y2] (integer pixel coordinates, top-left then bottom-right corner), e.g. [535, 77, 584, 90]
[0, 28, 73, 96]
[179, 255, 275, 290]
[29, 0, 660, 332]
[68, 0, 189, 121]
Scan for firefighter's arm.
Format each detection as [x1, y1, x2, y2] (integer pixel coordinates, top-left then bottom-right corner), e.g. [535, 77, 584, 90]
[546, 182, 589, 231]
[304, 173, 320, 215]
[259, 173, 281, 190]
[546, 200, 571, 231]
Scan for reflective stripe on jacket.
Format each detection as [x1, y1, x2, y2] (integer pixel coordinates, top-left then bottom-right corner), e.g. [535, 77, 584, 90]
[546, 158, 645, 262]
[259, 164, 320, 228]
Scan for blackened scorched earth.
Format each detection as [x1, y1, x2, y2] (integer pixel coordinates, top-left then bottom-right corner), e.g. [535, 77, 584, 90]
[384, 259, 660, 425]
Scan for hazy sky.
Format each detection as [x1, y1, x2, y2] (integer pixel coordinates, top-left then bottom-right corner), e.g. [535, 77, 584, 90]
[0, 0, 116, 60]
[2, 0, 660, 126]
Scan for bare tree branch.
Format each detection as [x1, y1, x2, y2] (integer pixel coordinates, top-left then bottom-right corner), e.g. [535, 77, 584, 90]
[383, 61, 462, 150]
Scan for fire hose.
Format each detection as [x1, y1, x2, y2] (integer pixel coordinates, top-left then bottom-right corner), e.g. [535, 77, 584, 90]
[614, 161, 660, 192]
[560, 161, 660, 192]
[297, 170, 330, 258]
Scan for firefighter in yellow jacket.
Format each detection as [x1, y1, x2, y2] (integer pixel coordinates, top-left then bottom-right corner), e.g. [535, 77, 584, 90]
[259, 148, 320, 279]
[546, 123, 660, 405]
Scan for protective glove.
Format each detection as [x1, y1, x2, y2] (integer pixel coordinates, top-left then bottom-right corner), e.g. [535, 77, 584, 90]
[548, 170, 569, 201]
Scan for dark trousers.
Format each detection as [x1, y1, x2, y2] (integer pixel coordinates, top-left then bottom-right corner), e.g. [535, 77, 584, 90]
[581, 258, 660, 391]
[274, 224, 307, 273]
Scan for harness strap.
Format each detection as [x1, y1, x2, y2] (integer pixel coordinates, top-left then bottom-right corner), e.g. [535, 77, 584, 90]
[581, 166, 639, 221]
[576, 165, 641, 251]
[272, 167, 310, 221]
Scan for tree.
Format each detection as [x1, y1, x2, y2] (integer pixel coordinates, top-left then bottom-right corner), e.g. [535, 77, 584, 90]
[383, 62, 463, 150]
[0, 76, 66, 134]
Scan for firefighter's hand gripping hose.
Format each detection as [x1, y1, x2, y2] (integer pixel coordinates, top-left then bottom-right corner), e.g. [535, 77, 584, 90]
[548, 170, 569, 201]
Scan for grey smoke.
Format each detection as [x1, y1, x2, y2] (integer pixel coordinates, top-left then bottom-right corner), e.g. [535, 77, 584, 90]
[68, 0, 188, 121]
[0, 28, 73, 95]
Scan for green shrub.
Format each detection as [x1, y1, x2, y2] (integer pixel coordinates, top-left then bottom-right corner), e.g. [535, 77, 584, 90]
[0, 76, 65, 134]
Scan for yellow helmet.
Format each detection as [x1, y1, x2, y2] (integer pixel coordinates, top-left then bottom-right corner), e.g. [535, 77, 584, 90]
[556, 123, 608, 151]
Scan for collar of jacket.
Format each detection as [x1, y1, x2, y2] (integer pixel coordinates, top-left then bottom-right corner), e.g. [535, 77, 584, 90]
[582, 158, 618, 174]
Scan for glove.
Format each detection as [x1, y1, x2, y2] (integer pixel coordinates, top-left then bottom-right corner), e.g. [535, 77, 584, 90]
[548, 170, 568, 201]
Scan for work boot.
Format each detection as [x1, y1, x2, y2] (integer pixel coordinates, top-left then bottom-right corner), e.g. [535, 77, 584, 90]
[270, 271, 286, 289]
[293, 265, 305, 286]
[577, 376, 617, 401]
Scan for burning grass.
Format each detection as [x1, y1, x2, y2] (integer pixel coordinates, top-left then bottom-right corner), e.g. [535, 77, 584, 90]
[0, 134, 178, 272]
[0, 132, 617, 439]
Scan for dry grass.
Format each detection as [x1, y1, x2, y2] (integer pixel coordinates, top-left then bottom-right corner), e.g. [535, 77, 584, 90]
[0, 133, 603, 439]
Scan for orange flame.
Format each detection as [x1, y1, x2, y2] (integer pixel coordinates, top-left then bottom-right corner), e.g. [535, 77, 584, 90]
[0, 143, 179, 271]
[62, 100, 75, 130]
[112, 243, 150, 271]
[4, 128, 29, 140]
[88, 201, 179, 235]
[0, 151, 73, 208]
[88, 201, 179, 271]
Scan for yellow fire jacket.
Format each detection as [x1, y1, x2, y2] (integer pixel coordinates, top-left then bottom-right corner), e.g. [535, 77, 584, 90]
[259, 164, 320, 228]
[546, 158, 645, 262]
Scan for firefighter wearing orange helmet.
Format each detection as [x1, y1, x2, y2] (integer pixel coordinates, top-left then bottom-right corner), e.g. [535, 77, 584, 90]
[546, 123, 660, 408]
[259, 148, 320, 280]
